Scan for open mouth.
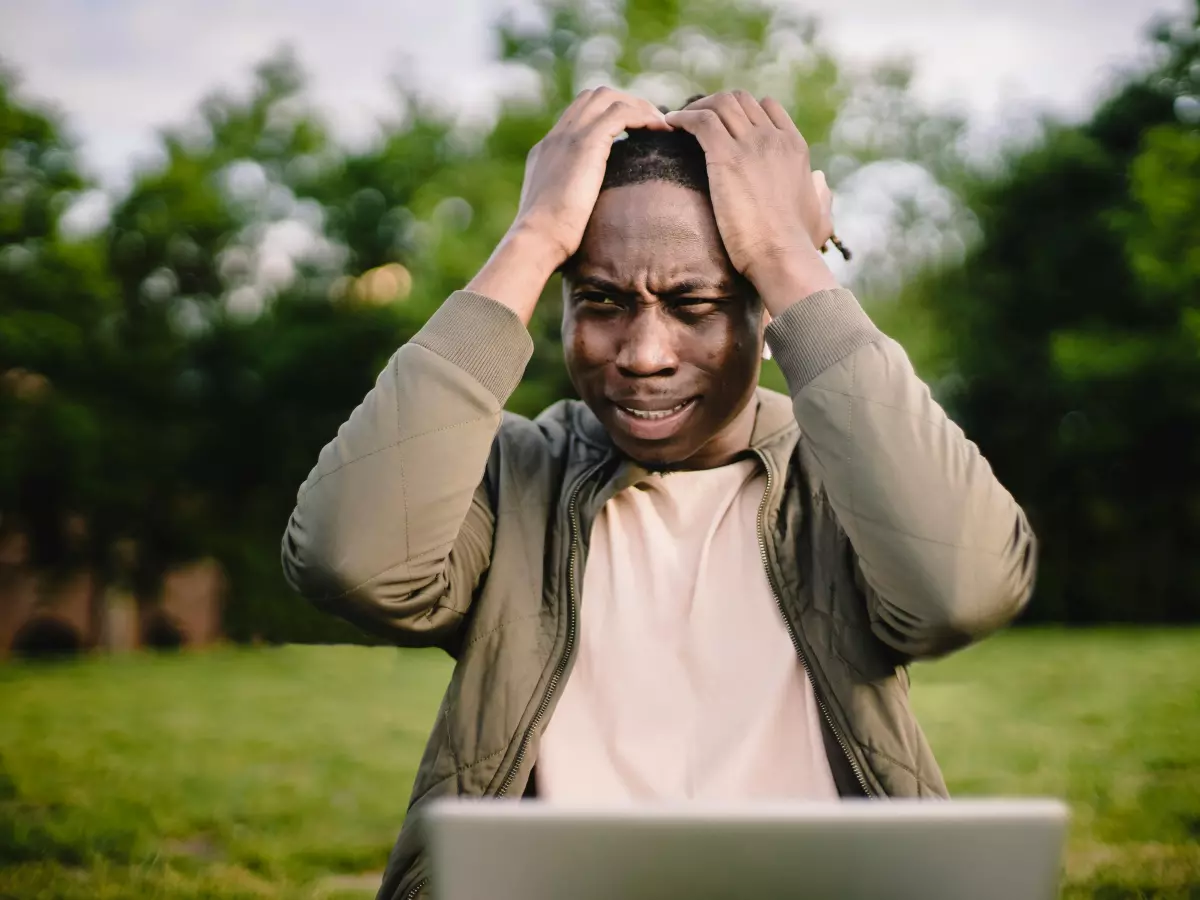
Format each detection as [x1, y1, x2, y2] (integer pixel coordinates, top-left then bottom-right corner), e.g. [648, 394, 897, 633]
[611, 398, 698, 439]
[618, 400, 693, 420]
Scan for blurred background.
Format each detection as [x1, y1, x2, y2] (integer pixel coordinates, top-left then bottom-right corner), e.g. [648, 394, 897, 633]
[0, 0, 1197, 897]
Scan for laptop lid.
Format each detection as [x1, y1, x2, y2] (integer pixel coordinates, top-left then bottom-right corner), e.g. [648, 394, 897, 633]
[425, 799, 1068, 900]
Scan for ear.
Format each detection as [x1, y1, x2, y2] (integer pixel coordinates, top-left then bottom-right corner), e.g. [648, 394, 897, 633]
[760, 306, 772, 360]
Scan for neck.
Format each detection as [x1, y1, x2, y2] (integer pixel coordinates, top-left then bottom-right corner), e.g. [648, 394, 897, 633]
[655, 397, 757, 471]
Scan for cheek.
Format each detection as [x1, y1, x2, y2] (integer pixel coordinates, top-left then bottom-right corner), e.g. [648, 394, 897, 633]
[564, 319, 610, 372]
[694, 320, 755, 372]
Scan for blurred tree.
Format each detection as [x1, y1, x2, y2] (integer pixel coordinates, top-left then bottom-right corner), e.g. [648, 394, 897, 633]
[0, 54, 395, 642]
[0, 0, 1013, 644]
[96, 51, 402, 641]
[904, 2, 1200, 622]
[0, 67, 116, 576]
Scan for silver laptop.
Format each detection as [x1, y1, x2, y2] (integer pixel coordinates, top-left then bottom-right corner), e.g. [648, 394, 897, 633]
[425, 798, 1068, 900]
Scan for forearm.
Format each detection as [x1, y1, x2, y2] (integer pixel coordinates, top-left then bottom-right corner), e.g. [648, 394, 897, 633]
[749, 244, 839, 319]
[466, 224, 563, 325]
[764, 283, 1036, 657]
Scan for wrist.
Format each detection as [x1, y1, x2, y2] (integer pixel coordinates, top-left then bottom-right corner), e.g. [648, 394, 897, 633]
[746, 246, 840, 317]
[506, 217, 570, 273]
[465, 224, 563, 325]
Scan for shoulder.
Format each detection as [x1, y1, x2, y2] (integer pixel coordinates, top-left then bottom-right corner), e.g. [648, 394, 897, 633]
[751, 387, 827, 503]
[494, 398, 600, 448]
[490, 398, 610, 483]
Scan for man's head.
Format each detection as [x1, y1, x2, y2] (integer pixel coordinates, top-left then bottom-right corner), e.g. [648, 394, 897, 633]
[561, 121, 765, 469]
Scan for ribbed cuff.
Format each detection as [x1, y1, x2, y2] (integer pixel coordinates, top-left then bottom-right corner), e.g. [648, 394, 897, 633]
[765, 288, 883, 392]
[411, 290, 535, 403]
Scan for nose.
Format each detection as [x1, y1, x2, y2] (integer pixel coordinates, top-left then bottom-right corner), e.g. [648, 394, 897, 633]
[615, 306, 679, 377]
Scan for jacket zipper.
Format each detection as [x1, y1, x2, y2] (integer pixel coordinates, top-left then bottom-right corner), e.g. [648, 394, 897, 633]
[403, 465, 595, 900]
[753, 450, 874, 799]
[493, 463, 593, 798]
[404, 453, 867, 898]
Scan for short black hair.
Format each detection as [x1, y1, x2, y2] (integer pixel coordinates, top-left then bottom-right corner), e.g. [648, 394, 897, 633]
[600, 97, 708, 196]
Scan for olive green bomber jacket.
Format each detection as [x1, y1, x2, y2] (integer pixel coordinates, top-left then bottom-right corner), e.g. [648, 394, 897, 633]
[281, 286, 1037, 900]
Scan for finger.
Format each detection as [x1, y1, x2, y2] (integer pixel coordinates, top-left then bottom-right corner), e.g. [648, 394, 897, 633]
[556, 87, 647, 130]
[577, 85, 623, 119]
[812, 170, 830, 203]
[578, 87, 664, 128]
[682, 92, 752, 138]
[663, 108, 738, 156]
[812, 170, 833, 213]
[730, 89, 771, 127]
[811, 170, 835, 246]
[761, 97, 802, 139]
[590, 100, 672, 142]
[555, 87, 603, 130]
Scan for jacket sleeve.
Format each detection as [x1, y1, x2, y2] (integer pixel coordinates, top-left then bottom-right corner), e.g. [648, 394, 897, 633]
[765, 288, 1037, 660]
[280, 291, 533, 648]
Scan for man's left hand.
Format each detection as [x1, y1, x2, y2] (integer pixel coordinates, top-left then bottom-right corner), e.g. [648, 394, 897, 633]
[665, 92, 838, 310]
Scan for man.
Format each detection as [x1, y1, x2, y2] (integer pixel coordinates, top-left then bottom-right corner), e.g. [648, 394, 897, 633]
[282, 88, 1036, 900]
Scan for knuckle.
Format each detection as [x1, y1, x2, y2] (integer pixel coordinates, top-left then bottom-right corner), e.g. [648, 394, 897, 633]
[544, 132, 571, 153]
[708, 149, 741, 169]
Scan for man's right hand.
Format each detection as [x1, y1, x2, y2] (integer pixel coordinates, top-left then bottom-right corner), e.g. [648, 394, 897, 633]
[466, 88, 670, 323]
[514, 87, 671, 266]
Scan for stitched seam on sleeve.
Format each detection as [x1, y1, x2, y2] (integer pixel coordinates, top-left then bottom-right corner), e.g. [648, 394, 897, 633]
[456, 746, 506, 774]
[832, 506, 1008, 555]
[805, 384, 951, 429]
[319, 551, 473, 604]
[398, 440, 410, 561]
[460, 611, 544, 654]
[443, 703, 460, 772]
[847, 352, 857, 522]
[303, 415, 495, 493]
[861, 743, 927, 781]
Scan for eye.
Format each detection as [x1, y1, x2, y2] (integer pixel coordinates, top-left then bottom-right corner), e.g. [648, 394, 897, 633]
[674, 297, 722, 315]
[578, 292, 621, 310]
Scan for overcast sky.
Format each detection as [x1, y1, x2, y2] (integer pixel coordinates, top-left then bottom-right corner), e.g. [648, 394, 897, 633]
[0, 0, 1187, 191]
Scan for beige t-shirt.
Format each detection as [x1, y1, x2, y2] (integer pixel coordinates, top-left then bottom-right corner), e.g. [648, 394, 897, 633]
[536, 457, 838, 802]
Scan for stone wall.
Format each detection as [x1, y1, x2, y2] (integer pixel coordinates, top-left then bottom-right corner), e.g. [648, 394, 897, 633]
[0, 531, 226, 659]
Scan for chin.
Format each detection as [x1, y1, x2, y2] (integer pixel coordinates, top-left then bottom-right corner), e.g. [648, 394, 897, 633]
[610, 433, 697, 470]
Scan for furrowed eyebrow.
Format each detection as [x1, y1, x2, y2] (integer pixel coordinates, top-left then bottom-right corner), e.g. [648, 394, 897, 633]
[570, 276, 731, 297]
[570, 277, 628, 296]
[658, 279, 732, 297]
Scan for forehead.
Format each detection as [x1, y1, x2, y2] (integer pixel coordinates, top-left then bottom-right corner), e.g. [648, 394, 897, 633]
[572, 181, 731, 282]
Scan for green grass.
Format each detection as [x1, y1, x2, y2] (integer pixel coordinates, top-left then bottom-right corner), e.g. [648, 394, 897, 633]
[0, 630, 1197, 898]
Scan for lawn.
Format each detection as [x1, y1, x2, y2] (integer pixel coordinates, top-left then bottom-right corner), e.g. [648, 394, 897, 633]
[0, 629, 1197, 899]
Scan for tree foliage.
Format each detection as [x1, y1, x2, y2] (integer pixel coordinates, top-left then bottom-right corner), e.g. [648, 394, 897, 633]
[3, 0, 1196, 641]
[905, 2, 1200, 622]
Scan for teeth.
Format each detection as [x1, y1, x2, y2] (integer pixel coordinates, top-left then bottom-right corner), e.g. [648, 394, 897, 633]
[623, 401, 690, 420]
